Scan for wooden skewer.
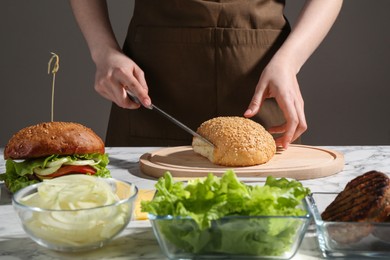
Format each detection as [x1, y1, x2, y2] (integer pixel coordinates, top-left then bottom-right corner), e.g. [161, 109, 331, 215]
[47, 52, 59, 122]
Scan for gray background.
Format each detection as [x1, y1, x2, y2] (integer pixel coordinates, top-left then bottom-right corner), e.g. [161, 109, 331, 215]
[1, 0, 389, 147]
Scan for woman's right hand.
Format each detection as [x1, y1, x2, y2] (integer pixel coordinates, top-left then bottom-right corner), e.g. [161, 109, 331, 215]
[93, 49, 152, 109]
[69, 0, 152, 109]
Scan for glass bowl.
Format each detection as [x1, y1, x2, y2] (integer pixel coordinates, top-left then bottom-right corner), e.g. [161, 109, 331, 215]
[149, 199, 311, 260]
[308, 192, 390, 258]
[12, 177, 138, 252]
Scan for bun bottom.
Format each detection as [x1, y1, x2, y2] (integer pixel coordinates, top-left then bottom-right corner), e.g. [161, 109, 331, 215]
[192, 137, 274, 167]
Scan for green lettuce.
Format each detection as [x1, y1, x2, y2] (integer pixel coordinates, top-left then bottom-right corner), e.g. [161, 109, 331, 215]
[0, 153, 111, 193]
[142, 170, 311, 256]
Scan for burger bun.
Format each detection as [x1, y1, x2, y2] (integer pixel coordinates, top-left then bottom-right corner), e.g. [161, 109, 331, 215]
[192, 117, 276, 167]
[4, 121, 105, 160]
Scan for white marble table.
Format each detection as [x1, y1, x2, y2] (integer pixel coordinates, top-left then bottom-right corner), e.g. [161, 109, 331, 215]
[1, 146, 389, 260]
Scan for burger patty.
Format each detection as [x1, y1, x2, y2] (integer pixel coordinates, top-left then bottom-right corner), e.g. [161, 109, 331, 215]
[321, 170, 390, 222]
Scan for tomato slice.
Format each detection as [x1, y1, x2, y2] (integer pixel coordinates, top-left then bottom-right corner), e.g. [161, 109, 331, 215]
[38, 165, 96, 179]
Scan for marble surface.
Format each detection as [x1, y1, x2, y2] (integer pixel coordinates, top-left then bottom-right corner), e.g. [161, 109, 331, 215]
[1, 146, 389, 260]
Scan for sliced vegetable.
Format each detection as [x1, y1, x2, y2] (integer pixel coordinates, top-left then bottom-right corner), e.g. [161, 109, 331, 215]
[37, 165, 96, 179]
[64, 159, 100, 166]
[19, 175, 130, 246]
[46, 157, 69, 168]
[33, 165, 62, 176]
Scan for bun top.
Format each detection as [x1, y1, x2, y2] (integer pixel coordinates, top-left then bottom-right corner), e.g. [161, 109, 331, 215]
[196, 116, 275, 150]
[195, 116, 276, 166]
[4, 122, 105, 160]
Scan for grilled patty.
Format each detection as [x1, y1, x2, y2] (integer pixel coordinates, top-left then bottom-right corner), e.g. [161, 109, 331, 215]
[321, 170, 390, 222]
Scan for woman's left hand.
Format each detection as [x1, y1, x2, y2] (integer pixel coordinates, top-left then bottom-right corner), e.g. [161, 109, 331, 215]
[244, 55, 307, 149]
[244, 0, 343, 149]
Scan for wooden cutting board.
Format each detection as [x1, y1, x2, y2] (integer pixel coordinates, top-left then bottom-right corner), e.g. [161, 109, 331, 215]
[139, 145, 344, 180]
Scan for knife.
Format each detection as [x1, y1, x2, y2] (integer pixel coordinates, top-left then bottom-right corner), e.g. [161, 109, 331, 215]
[126, 91, 214, 147]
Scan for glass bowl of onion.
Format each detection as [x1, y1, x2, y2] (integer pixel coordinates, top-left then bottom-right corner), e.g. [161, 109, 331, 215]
[12, 174, 138, 252]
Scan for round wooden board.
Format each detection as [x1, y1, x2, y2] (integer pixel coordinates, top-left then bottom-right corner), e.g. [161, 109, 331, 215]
[139, 145, 344, 180]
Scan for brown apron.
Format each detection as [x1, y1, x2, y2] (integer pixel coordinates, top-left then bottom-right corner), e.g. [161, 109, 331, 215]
[106, 0, 290, 147]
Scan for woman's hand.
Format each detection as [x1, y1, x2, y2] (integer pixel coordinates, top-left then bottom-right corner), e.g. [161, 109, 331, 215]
[69, 0, 151, 109]
[94, 49, 151, 109]
[245, 0, 343, 148]
[244, 55, 307, 149]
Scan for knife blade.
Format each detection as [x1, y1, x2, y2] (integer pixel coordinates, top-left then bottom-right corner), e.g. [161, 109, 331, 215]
[126, 91, 214, 147]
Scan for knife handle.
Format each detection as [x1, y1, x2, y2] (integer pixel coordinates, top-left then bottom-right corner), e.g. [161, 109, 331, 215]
[126, 90, 152, 109]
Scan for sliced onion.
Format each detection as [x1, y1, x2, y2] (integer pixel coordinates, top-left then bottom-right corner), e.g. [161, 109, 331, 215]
[20, 175, 128, 247]
[46, 157, 69, 168]
[64, 159, 100, 166]
[33, 165, 61, 175]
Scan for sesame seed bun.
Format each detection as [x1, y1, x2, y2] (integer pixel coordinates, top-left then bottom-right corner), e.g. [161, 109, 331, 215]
[192, 117, 276, 166]
[4, 122, 105, 160]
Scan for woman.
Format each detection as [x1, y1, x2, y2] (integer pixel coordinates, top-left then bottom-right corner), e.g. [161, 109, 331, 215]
[69, 0, 343, 148]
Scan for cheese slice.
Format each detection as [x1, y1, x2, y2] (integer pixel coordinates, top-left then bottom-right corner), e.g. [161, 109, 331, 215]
[134, 189, 155, 220]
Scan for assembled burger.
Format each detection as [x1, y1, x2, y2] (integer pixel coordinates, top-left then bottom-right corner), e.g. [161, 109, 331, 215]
[0, 122, 111, 193]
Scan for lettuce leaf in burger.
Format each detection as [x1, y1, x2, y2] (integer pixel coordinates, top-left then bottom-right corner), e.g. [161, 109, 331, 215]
[0, 122, 111, 193]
